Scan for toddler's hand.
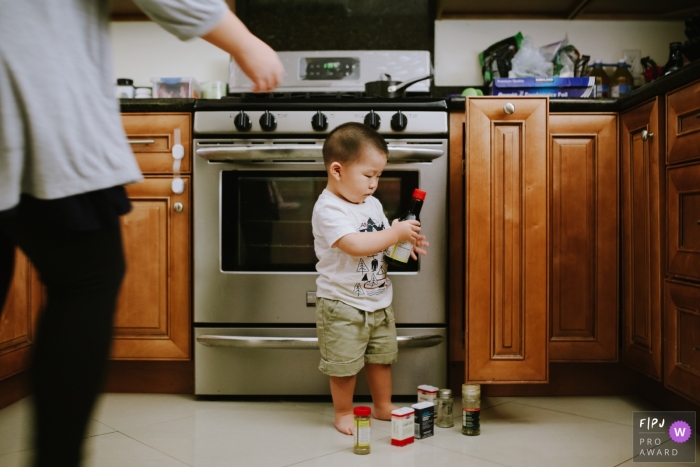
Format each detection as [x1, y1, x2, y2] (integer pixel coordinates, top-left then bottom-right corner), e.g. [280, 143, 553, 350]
[411, 235, 429, 260]
[391, 219, 421, 243]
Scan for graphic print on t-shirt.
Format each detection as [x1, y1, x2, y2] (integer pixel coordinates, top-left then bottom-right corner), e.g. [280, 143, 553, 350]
[353, 217, 390, 296]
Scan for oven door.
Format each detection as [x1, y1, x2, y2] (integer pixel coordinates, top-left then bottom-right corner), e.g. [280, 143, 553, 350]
[193, 139, 446, 325]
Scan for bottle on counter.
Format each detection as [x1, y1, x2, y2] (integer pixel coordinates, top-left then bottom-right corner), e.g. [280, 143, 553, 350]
[587, 61, 610, 98]
[385, 188, 426, 268]
[662, 42, 685, 76]
[353, 406, 371, 455]
[462, 383, 481, 436]
[611, 60, 634, 98]
[116, 78, 134, 99]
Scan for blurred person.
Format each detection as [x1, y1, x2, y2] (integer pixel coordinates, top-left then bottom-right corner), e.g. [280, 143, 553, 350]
[0, 1, 283, 466]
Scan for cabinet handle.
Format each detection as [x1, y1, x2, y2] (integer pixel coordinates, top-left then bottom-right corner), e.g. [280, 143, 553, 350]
[128, 139, 155, 145]
[173, 202, 183, 213]
[503, 103, 515, 115]
[642, 130, 654, 141]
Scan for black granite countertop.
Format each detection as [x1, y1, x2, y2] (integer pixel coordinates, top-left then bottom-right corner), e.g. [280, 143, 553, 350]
[446, 58, 700, 113]
[120, 98, 196, 113]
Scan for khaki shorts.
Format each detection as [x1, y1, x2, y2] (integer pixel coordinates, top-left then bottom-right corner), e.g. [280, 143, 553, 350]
[316, 298, 398, 377]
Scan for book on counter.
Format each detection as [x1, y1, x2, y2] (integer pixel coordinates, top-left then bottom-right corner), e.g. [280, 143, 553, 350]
[490, 77, 596, 98]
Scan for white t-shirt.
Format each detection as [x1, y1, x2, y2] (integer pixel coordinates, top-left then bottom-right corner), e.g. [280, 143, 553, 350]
[312, 189, 392, 312]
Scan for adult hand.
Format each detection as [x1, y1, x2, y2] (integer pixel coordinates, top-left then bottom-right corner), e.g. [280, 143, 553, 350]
[391, 219, 420, 243]
[232, 34, 284, 92]
[201, 10, 284, 93]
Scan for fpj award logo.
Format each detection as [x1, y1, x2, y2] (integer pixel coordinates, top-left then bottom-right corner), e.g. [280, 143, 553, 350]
[633, 411, 696, 463]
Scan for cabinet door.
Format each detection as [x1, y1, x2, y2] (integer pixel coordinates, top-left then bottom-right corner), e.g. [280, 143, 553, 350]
[548, 114, 618, 361]
[112, 176, 191, 360]
[465, 98, 548, 383]
[667, 161, 700, 281]
[121, 114, 191, 174]
[666, 79, 700, 165]
[664, 280, 700, 405]
[621, 98, 664, 380]
[0, 250, 43, 381]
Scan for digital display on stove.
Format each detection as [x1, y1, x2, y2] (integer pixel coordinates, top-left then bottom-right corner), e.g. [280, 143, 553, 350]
[300, 57, 360, 81]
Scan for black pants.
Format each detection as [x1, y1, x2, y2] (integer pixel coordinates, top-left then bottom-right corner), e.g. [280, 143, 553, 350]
[0, 216, 125, 467]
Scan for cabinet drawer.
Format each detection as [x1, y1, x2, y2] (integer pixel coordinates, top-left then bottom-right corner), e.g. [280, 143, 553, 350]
[667, 79, 700, 165]
[664, 280, 700, 405]
[667, 162, 700, 281]
[121, 113, 191, 174]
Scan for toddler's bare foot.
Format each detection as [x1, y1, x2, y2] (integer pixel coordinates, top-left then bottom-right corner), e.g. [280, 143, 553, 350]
[334, 412, 355, 435]
[373, 403, 399, 420]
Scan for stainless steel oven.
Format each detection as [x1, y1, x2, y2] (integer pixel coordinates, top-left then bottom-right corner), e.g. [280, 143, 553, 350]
[192, 73, 448, 396]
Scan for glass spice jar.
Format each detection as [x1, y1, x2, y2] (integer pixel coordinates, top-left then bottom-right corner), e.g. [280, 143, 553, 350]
[353, 406, 371, 455]
[435, 388, 454, 428]
[462, 383, 481, 436]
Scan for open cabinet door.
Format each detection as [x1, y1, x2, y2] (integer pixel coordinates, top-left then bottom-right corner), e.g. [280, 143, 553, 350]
[464, 97, 549, 383]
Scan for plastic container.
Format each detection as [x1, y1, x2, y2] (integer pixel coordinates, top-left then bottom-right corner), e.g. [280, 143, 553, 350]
[116, 78, 134, 98]
[462, 383, 481, 436]
[587, 61, 610, 98]
[150, 77, 201, 98]
[412, 401, 435, 439]
[611, 60, 634, 98]
[202, 81, 227, 99]
[391, 407, 415, 447]
[353, 406, 371, 455]
[134, 87, 152, 99]
[435, 389, 454, 428]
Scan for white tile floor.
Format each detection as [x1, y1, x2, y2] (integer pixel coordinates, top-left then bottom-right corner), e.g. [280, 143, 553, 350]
[0, 394, 698, 467]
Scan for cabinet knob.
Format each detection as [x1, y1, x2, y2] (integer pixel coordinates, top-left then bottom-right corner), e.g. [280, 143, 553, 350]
[174, 202, 183, 213]
[503, 103, 515, 115]
[642, 130, 654, 141]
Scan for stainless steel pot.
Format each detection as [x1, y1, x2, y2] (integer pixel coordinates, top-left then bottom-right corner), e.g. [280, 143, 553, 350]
[364, 74, 433, 98]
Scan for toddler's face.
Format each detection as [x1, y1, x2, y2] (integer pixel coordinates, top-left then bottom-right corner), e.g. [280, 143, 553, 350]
[334, 146, 387, 204]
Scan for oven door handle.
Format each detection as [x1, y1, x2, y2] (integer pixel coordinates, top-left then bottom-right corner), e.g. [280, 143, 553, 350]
[195, 145, 443, 162]
[196, 334, 444, 349]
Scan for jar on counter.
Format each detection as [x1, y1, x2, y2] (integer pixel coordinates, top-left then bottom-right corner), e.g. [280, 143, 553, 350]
[435, 388, 454, 428]
[116, 78, 134, 98]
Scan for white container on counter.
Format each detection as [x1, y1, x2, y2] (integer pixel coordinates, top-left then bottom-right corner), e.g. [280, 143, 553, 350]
[116, 78, 134, 98]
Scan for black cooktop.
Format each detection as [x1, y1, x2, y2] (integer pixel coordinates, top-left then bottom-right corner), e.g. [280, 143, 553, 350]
[194, 92, 448, 111]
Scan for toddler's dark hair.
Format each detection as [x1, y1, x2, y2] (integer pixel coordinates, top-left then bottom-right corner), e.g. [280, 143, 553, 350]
[322, 122, 388, 168]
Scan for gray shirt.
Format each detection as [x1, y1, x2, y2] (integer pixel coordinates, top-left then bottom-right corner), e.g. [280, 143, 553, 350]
[0, 0, 227, 211]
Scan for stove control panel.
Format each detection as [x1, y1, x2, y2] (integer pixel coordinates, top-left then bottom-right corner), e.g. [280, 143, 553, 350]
[195, 111, 447, 136]
[301, 57, 360, 81]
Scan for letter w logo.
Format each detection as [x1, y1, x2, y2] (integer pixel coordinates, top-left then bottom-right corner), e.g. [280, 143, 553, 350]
[674, 427, 686, 437]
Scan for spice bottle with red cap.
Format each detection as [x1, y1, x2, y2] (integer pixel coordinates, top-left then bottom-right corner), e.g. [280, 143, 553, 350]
[353, 406, 371, 455]
[385, 188, 427, 267]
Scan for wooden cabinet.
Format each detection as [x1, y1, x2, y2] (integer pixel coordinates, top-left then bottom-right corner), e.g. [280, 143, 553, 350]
[464, 97, 549, 383]
[667, 162, 700, 282]
[0, 251, 42, 381]
[620, 98, 664, 381]
[548, 114, 619, 361]
[664, 280, 700, 405]
[113, 114, 192, 360]
[666, 80, 700, 166]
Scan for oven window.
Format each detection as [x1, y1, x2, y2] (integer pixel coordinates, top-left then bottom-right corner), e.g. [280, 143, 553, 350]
[221, 170, 419, 272]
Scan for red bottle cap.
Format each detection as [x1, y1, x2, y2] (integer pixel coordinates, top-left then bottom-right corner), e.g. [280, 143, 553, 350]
[354, 406, 371, 416]
[412, 188, 427, 201]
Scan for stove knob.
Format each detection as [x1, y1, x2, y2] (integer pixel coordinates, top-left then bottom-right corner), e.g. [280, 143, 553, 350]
[391, 111, 408, 131]
[259, 111, 277, 131]
[234, 110, 252, 132]
[311, 111, 328, 131]
[364, 110, 381, 130]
